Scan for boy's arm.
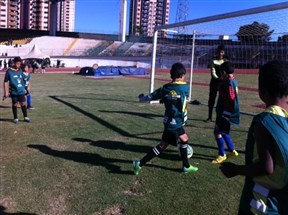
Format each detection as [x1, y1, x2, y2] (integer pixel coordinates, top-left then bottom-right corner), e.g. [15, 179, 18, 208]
[3, 70, 10, 98]
[220, 123, 275, 178]
[139, 87, 163, 103]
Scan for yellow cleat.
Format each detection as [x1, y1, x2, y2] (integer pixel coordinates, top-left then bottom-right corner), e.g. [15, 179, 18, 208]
[227, 150, 239, 158]
[212, 155, 227, 164]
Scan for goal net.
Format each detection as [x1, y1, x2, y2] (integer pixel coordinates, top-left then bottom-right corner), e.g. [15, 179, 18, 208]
[149, 2, 288, 115]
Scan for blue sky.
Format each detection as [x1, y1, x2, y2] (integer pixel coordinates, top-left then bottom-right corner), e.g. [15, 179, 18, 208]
[75, 0, 287, 34]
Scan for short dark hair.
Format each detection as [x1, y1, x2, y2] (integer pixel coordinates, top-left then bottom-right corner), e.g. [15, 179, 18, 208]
[170, 63, 186, 80]
[20, 63, 29, 71]
[13, 56, 22, 63]
[221, 61, 234, 74]
[259, 60, 288, 98]
[217, 45, 225, 52]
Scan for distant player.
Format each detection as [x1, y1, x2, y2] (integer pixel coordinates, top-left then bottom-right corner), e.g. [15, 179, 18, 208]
[212, 61, 240, 164]
[220, 60, 288, 214]
[3, 57, 31, 124]
[205, 45, 229, 122]
[21, 63, 35, 110]
[133, 62, 198, 175]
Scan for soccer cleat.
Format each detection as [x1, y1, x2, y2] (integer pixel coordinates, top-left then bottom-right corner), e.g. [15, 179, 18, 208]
[24, 117, 31, 123]
[27, 106, 35, 110]
[227, 150, 239, 158]
[204, 118, 212, 123]
[182, 165, 198, 173]
[212, 155, 227, 164]
[13, 118, 19, 124]
[133, 160, 142, 175]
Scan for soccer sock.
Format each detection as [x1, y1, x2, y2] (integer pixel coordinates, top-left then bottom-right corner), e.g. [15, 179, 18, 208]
[27, 94, 32, 107]
[21, 105, 28, 118]
[216, 137, 225, 156]
[12, 105, 18, 119]
[179, 144, 190, 168]
[222, 133, 235, 152]
[140, 144, 164, 167]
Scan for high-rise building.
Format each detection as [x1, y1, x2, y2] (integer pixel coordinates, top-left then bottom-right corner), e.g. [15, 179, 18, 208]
[129, 0, 170, 37]
[0, 0, 75, 32]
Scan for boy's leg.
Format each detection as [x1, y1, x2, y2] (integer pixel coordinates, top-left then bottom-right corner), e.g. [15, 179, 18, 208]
[179, 130, 198, 173]
[221, 119, 238, 157]
[212, 117, 227, 164]
[133, 141, 168, 175]
[19, 95, 31, 122]
[27, 94, 32, 108]
[11, 96, 18, 121]
[139, 141, 169, 167]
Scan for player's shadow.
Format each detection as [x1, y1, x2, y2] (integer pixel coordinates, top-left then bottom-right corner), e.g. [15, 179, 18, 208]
[0, 105, 10, 109]
[27, 144, 132, 174]
[0, 205, 37, 215]
[99, 110, 162, 119]
[0, 118, 13, 122]
[72, 138, 180, 161]
[49, 96, 159, 142]
[58, 94, 136, 104]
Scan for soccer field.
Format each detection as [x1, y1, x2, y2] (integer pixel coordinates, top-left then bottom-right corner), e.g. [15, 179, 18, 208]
[0, 72, 262, 214]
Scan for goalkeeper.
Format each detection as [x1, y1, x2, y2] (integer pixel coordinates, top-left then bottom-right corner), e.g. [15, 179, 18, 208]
[133, 62, 198, 175]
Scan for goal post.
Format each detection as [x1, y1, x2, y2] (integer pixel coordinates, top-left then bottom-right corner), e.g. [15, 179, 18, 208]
[149, 1, 288, 110]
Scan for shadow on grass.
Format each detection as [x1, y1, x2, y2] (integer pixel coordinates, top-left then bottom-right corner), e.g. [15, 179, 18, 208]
[0, 105, 10, 109]
[58, 94, 136, 104]
[73, 138, 180, 160]
[27, 144, 133, 174]
[0, 118, 12, 122]
[0, 205, 37, 215]
[99, 110, 162, 119]
[49, 96, 160, 142]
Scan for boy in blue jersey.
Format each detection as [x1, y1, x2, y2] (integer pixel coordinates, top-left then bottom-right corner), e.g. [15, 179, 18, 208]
[21, 63, 34, 109]
[220, 60, 288, 215]
[133, 63, 198, 174]
[3, 57, 31, 124]
[212, 61, 240, 164]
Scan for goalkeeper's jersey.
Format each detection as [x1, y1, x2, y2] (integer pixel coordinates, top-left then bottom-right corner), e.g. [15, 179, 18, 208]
[150, 81, 189, 131]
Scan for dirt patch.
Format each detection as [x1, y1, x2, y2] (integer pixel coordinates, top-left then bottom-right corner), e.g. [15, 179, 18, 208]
[0, 197, 17, 212]
[94, 204, 125, 215]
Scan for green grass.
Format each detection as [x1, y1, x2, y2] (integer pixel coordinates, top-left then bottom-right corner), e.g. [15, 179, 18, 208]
[0, 72, 262, 214]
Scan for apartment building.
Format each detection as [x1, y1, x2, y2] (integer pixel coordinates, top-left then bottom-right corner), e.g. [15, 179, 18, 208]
[0, 0, 75, 32]
[129, 0, 170, 37]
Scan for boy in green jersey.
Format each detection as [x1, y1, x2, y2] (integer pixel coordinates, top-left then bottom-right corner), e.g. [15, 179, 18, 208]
[3, 57, 31, 124]
[133, 63, 198, 174]
[220, 60, 288, 214]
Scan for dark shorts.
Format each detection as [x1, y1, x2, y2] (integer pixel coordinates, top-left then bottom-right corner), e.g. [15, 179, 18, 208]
[214, 115, 231, 134]
[11, 94, 26, 103]
[161, 127, 186, 146]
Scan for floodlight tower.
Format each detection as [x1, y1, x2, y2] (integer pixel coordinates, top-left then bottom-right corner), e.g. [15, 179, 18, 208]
[119, 0, 127, 42]
[175, 0, 189, 34]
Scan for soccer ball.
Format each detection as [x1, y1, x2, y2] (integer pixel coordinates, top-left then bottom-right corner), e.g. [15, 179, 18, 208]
[178, 144, 193, 159]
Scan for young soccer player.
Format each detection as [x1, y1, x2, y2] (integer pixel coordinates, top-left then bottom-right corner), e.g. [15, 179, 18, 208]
[205, 45, 229, 122]
[211, 61, 240, 164]
[133, 62, 198, 175]
[3, 57, 31, 124]
[220, 60, 288, 214]
[21, 63, 34, 109]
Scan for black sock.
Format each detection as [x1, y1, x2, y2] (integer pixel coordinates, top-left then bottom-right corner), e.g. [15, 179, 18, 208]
[21, 105, 28, 118]
[179, 145, 190, 168]
[140, 144, 164, 167]
[12, 105, 18, 119]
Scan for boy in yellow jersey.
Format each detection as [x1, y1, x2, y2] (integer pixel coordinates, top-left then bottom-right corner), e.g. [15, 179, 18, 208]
[220, 60, 288, 214]
[133, 63, 198, 174]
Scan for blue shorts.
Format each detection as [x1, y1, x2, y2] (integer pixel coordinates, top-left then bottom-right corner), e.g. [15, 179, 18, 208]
[214, 115, 231, 134]
[162, 127, 185, 146]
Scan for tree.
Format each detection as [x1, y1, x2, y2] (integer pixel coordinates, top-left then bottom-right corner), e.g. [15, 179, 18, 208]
[236, 21, 274, 43]
[278, 34, 288, 43]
